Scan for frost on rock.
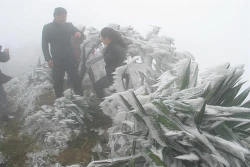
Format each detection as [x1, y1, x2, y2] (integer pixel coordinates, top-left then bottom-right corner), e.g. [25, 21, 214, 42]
[27, 149, 59, 167]
[4, 63, 53, 116]
[0, 152, 6, 165]
[22, 92, 91, 167]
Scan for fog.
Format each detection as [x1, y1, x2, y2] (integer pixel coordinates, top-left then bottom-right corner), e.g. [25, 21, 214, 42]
[0, 0, 249, 86]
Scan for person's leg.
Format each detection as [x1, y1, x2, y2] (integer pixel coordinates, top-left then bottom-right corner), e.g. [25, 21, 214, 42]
[0, 84, 9, 121]
[94, 76, 113, 99]
[0, 84, 8, 107]
[52, 65, 65, 98]
[65, 59, 83, 96]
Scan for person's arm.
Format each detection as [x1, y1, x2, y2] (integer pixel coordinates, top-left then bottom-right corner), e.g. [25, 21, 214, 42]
[105, 44, 126, 78]
[69, 23, 85, 42]
[104, 44, 123, 64]
[112, 44, 126, 65]
[70, 23, 82, 35]
[0, 49, 10, 62]
[42, 25, 52, 62]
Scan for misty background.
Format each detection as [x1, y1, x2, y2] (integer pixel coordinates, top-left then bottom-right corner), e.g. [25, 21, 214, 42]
[0, 0, 249, 86]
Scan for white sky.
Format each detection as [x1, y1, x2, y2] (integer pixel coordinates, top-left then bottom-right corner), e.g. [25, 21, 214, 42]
[0, 0, 249, 88]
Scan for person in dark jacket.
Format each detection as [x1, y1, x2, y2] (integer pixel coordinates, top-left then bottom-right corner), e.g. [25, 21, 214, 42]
[94, 27, 126, 99]
[0, 47, 11, 121]
[42, 7, 84, 98]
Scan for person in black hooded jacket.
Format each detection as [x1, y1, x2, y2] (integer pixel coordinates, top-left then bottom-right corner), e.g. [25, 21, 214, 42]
[0, 47, 12, 121]
[42, 7, 84, 98]
[94, 27, 126, 99]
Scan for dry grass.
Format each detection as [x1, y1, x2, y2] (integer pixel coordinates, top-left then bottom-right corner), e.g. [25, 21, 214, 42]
[56, 131, 98, 166]
[0, 110, 37, 167]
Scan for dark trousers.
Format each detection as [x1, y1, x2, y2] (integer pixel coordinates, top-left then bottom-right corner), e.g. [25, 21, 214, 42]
[0, 84, 8, 114]
[52, 58, 83, 98]
[94, 75, 113, 99]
